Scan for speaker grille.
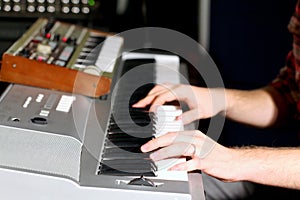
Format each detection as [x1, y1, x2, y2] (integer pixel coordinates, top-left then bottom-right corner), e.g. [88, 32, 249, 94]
[0, 125, 81, 181]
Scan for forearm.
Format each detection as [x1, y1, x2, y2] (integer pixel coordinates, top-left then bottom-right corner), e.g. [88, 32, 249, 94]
[223, 87, 284, 128]
[233, 147, 300, 189]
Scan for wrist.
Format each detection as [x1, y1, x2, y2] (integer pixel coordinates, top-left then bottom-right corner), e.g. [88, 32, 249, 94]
[209, 87, 227, 115]
[232, 147, 271, 182]
[223, 89, 236, 115]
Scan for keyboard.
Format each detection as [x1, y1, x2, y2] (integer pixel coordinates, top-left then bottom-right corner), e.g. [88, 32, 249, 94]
[0, 52, 204, 200]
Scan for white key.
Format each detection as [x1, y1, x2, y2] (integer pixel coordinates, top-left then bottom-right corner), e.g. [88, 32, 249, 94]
[153, 105, 188, 181]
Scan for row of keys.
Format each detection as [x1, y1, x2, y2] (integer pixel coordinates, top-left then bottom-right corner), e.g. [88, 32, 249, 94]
[99, 105, 183, 177]
[73, 34, 123, 75]
[0, 4, 91, 14]
[98, 62, 156, 176]
[99, 107, 157, 176]
[1, 0, 93, 4]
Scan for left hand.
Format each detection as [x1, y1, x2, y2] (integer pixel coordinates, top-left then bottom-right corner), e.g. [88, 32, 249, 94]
[133, 83, 225, 125]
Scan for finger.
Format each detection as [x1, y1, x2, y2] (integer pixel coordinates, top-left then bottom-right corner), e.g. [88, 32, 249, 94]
[148, 83, 172, 95]
[169, 158, 201, 172]
[141, 130, 203, 153]
[131, 94, 158, 108]
[149, 142, 196, 161]
[141, 132, 178, 152]
[148, 91, 179, 112]
[181, 109, 202, 125]
[132, 85, 171, 108]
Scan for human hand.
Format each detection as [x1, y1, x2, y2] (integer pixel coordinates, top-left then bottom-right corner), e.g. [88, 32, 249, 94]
[141, 130, 239, 182]
[133, 83, 226, 124]
[141, 130, 215, 171]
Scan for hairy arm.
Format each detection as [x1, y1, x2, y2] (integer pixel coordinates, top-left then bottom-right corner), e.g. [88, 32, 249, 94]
[223, 86, 288, 128]
[133, 83, 288, 128]
[142, 130, 300, 190]
[222, 146, 300, 189]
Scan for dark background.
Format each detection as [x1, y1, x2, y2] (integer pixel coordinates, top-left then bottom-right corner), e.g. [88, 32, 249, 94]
[209, 0, 299, 147]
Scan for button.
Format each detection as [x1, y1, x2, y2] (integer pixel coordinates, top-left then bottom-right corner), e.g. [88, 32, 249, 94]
[31, 117, 48, 125]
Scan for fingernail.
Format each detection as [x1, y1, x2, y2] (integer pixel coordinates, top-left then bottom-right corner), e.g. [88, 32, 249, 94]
[140, 144, 148, 152]
[141, 146, 147, 152]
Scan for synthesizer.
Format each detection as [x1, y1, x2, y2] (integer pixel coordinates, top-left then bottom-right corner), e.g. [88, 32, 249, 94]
[0, 17, 123, 97]
[0, 52, 204, 199]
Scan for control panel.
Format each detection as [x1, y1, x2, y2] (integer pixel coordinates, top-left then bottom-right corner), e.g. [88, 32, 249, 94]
[0, 0, 99, 19]
[0, 18, 123, 97]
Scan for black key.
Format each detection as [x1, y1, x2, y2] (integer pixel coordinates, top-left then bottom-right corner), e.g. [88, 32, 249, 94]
[99, 164, 156, 176]
[108, 124, 155, 134]
[107, 132, 153, 140]
[105, 140, 147, 149]
[100, 160, 157, 172]
[102, 150, 151, 160]
[103, 146, 143, 154]
[121, 58, 155, 76]
[102, 158, 157, 170]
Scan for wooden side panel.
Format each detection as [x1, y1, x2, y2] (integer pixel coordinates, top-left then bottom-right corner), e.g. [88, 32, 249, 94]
[0, 54, 112, 97]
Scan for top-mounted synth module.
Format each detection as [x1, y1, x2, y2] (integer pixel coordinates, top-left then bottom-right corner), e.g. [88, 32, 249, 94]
[0, 18, 123, 97]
